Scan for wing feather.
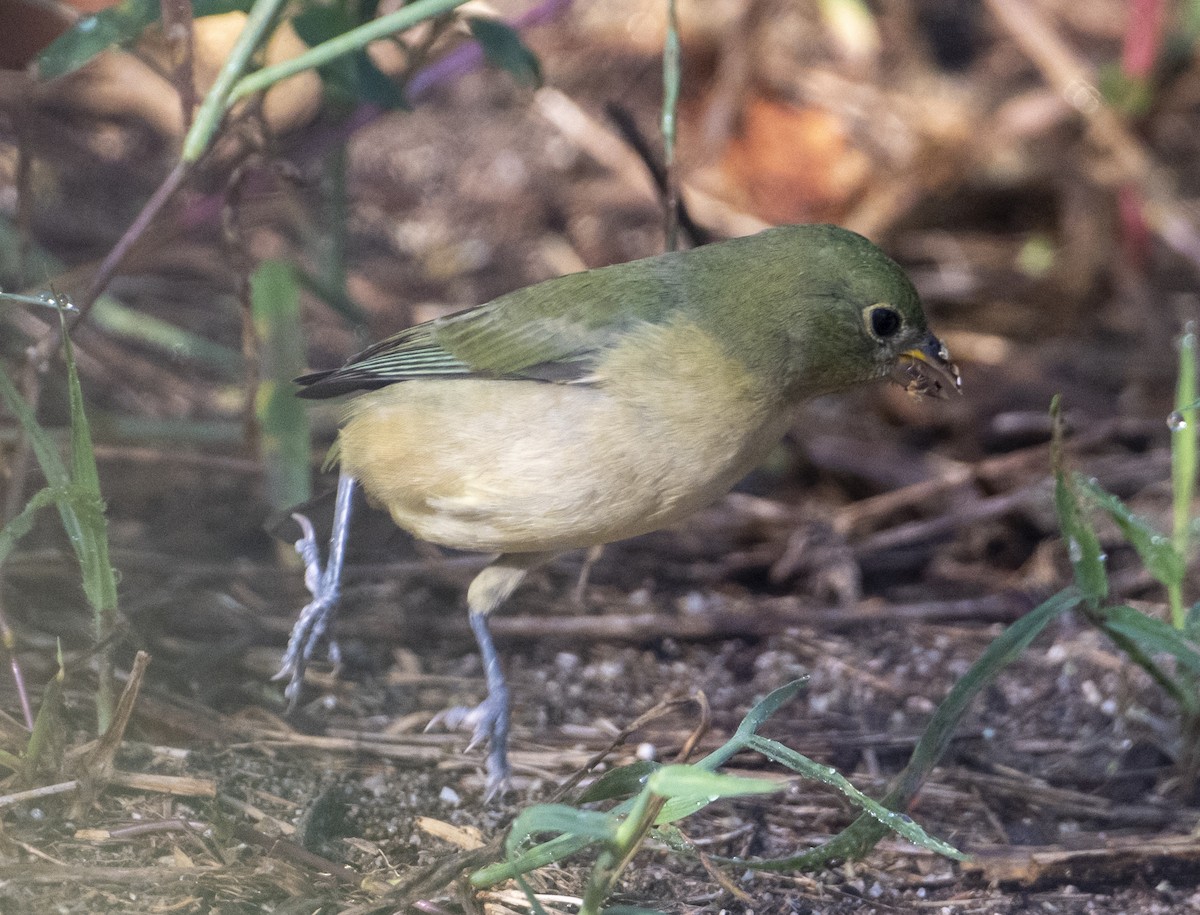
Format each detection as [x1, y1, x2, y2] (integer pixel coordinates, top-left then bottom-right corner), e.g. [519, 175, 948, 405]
[296, 255, 678, 399]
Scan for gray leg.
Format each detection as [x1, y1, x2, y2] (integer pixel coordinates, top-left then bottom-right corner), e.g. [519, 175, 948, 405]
[432, 552, 554, 797]
[275, 473, 356, 708]
[467, 610, 509, 798]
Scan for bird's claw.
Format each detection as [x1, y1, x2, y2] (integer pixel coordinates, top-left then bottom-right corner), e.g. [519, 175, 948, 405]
[292, 512, 323, 596]
[273, 510, 343, 710]
[427, 693, 511, 797]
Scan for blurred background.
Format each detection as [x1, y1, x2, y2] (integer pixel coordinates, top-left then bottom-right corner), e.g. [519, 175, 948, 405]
[0, 0, 1198, 910]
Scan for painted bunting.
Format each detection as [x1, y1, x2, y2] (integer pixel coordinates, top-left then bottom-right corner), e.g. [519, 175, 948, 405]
[277, 223, 960, 794]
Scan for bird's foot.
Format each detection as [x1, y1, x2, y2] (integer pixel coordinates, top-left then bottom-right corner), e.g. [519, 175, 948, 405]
[427, 689, 511, 798]
[273, 512, 342, 709]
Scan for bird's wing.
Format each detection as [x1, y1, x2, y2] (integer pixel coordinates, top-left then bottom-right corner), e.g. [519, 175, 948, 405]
[296, 258, 678, 398]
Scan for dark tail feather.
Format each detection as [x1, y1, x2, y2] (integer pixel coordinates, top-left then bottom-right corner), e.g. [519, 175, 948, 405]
[294, 369, 393, 400]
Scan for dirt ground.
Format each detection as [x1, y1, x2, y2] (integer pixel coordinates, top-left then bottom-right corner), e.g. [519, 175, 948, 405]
[2, 0, 1200, 912]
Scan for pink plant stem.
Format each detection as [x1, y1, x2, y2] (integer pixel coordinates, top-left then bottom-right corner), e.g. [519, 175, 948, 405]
[1122, 0, 1165, 79]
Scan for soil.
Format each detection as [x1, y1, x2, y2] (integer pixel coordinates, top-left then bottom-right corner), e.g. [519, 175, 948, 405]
[2, 0, 1200, 912]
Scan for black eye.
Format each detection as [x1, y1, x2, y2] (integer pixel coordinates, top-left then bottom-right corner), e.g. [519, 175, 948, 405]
[870, 306, 902, 338]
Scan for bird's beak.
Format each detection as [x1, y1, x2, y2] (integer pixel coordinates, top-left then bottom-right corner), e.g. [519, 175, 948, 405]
[894, 333, 962, 399]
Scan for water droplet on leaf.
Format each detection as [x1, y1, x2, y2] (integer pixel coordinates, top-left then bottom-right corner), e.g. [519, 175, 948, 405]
[1168, 411, 1188, 431]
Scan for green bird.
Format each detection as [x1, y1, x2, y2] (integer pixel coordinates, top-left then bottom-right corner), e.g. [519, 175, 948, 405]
[277, 223, 960, 794]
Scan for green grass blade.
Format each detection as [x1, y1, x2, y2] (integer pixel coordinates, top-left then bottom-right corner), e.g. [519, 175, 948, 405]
[0, 362, 97, 622]
[90, 296, 241, 377]
[1095, 616, 1197, 714]
[224, 0, 473, 110]
[1051, 398, 1107, 606]
[2, 337, 118, 730]
[1171, 325, 1198, 629]
[743, 735, 965, 860]
[24, 645, 67, 779]
[660, 0, 681, 251]
[1101, 605, 1200, 676]
[61, 326, 118, 619]
[251, 259, 312, 511]
[183, 0, 288, 162]
[475, 680, 811, 885]
[60, 323, 119, 732]
[743, 588, 1080, 870]
[732, 679, 808, 740]
[1076, 475, 1184, 589]
[0, 291, 79, 314]
[0, 367, 70, 489]
[0, 486, 63, 567]
[474, 833, 594, 886]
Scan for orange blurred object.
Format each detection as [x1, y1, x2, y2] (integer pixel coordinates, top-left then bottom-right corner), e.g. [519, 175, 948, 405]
[716, 94, 870, 225]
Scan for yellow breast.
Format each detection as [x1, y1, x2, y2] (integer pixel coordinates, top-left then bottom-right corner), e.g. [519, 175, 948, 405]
[335, 319, 790, 554]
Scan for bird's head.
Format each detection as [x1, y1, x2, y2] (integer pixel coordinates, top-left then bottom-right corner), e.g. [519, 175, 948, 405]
[717, 225, 961, 401]
[804, 277, 961, 401]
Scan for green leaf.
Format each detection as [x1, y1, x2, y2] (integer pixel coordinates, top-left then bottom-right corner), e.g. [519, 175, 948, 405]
[0, 365, 69, 488]
[0, 486, 63, 568]
[745, 734, 964, 860]
[481, 832, 594, 885]
[1076, 475, 1185, 589]
[37, 0, 160, 79]
[649, 765, 783, 825]
[505, 804, 617, 858]
[649, 765, 781, 800]
[577, 760, 659, 804]
[1051, 398, 1107, 606]
[37, 0, 253, 83]
[468, 17, 542, 88]
[292, 4, 354, 46]
[1101, 605, 1200, 677]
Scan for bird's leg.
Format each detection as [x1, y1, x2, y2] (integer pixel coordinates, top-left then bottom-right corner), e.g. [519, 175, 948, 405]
[430, 552, 554, 797]
[571, 544, 605, 605]
[274, 473, 357, 709]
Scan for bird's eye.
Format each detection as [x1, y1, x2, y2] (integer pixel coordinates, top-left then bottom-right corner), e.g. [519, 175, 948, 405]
[869, 305, 902, 339]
